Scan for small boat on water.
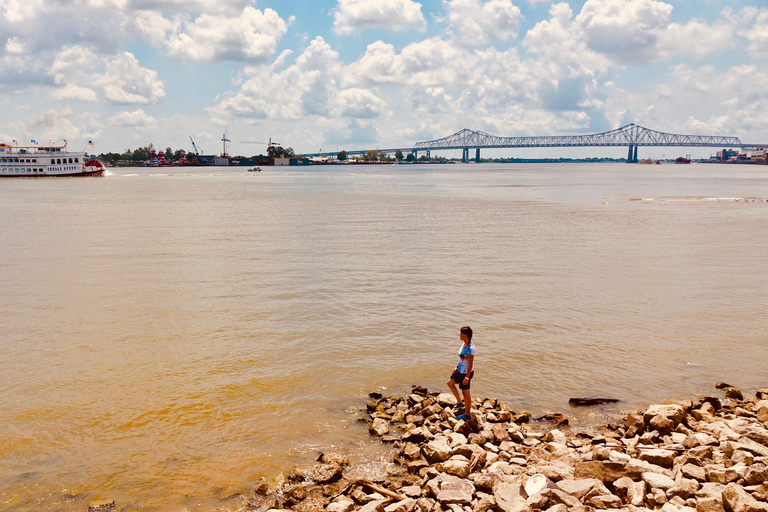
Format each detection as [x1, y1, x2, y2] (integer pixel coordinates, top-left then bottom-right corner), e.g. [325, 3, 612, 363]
[247, 167, 262, 172]
[0, 142, 105, 177]
[676, 156, 692, 164]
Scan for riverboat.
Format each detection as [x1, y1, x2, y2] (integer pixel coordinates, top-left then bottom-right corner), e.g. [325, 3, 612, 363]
[0, 143, 105, 177]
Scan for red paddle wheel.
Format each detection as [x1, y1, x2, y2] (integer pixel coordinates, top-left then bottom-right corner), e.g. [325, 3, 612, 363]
[83, 159, 106, 176]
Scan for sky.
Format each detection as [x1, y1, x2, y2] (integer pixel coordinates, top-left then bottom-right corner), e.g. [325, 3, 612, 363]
[1, 0, 767, 159]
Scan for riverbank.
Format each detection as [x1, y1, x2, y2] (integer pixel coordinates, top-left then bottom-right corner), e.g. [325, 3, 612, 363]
[210, 383, 768, 512]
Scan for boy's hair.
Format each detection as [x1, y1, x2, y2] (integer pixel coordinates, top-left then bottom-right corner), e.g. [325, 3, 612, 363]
[460, 326, 473, 341]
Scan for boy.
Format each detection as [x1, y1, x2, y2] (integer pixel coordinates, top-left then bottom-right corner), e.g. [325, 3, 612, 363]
[446, 326, 475, 420]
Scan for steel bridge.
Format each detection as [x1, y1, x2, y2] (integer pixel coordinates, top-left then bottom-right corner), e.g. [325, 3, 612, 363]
[301, 124, 759, 162]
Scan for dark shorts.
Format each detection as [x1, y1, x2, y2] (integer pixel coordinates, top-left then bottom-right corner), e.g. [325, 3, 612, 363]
[450, 370, 474, 390]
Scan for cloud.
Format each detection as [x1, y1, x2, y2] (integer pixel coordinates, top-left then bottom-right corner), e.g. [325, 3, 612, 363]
[48, 84, 98, 102]
[740, 7, 768, 59]
[210, 37, 344, 122]
[576, 0, 734, 64]
[166, 6, 288, 62]
[348, 38, 477, 88]
[108, 108, 157, 129]
[92, 52, 165, 104]
[443, 0, 521, 46]
[333, 0, 426, 35]
[335, 88, 387, 118]
[601, 63, 768, 135]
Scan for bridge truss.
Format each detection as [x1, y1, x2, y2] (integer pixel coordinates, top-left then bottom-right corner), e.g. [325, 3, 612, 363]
[300, 124, 752, 162]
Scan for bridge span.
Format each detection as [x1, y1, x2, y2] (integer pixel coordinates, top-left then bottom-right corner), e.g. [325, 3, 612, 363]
[301, 124, 762, 163]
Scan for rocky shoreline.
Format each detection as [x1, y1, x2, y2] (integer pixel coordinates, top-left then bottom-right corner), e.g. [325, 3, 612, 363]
[217, 383, 768, 512]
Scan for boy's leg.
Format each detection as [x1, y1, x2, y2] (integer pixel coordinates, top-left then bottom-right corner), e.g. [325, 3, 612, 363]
[447, 377, 462, 405]
[462, 387, 472, 416]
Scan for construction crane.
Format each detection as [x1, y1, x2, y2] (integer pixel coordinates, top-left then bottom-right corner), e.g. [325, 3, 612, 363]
[239, 138, 280, 147]
[189, 136, 202, 155]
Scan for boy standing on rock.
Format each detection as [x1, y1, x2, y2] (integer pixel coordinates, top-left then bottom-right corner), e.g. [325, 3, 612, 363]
[447, 326, 475, 420]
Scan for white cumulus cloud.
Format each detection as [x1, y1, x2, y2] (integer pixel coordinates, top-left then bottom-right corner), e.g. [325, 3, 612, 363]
[333, 0, 426, 35]
[576, 0, 734, 64]
[444, 0, 521, 47]
[108, 108, 157, 129]
[49, 84, 98, 102]
[166, 6, 287, 62]
[92, 52, 165, 104]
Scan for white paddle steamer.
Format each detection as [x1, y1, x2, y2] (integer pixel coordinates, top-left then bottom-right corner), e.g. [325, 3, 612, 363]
[0, 142, 105, 177]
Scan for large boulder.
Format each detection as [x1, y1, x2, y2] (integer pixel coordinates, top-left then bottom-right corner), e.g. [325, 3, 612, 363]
[639, 449, 676, 469]
[370, 418, 389, 436]
[494, 483, 530, 512]
[722, 483, 768, 512]
[642, 472, 676, 491]
[438, 456, 472, 478]
[645, 404, 686, 428]
[423, 438, 453, 463]
[437, 478, 475, 506]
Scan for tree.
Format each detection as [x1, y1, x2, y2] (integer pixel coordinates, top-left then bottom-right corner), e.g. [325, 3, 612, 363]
[164, 147, 173, 160]
[395, 150, 404, 161]
[405, 153, 415, 162]
[173, 149, 186, 161]
[268, 145, 295, 158]
[378, 151, 388, 161]
[337, 150, 347, 161]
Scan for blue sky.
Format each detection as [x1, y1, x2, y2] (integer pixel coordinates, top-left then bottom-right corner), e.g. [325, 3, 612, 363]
[1, 0, 767, 158]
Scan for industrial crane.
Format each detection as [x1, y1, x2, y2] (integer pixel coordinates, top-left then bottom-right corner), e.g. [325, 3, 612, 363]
[189, 136, 202, 155]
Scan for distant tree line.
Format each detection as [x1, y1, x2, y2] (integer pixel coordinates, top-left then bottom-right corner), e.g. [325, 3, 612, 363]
[98, 143, 296, 164]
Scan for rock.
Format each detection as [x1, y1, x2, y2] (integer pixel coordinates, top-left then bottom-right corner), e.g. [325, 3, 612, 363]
[716, 383, 733, 389]
[681, 463, 707, 482]
[385, 499, 417, 512]
[423, 438, 453, 463]
[370, 418, 390, 436]
[543, 429, 567, 445]
[668, 478, 700, 500]
[707, 467, 740, 485]
[651, 415, 677, 435]
[725, 388, 744, 401]
[544, 505, 567, 512]
[438, 456, 472, 478]
[491, 424, 511, 443]
[328, 499, 356, 512]
[359, 500, 387, 512]
[472, 474, 501, 493]
[438, 478, 476, 505]
[573, 460, 644, 482]
[474, 494, 497, 512]
[534, 413, 569, 427]
[548, 489, 581, 509]
[555, 478, 602, 499]
[87, 501, 116, 511]
[743, 426, 768, 447]
[645, 404, 686, 425]
[626, 411, 646, 432]
[639, 448, 676, 468]
[642, 472, 676, 491]
[744, 464, 768, 486]
[589, 493, 623, 509]
[698, 497, 726, 512]
[536, 462, 574, 481]
[730, 438, 768, 457]
[402, 427, 428, 444]
[722, 483, 768, 512]
[495, 483, 530, 512]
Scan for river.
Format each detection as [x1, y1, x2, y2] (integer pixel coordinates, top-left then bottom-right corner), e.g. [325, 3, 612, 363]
[1, 163, 766, 510]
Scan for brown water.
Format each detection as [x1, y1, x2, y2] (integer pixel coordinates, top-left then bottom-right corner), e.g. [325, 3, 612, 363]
[1, 163, 767, 511]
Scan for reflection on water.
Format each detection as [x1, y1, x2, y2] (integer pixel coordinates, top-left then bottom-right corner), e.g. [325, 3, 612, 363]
[1, 163, 767, 510]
